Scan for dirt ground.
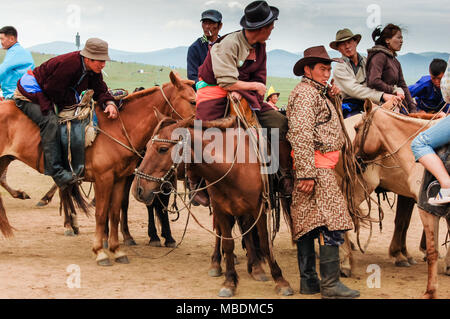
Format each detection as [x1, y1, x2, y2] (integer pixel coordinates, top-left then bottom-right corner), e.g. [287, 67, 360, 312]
[0, 160, 449, 299]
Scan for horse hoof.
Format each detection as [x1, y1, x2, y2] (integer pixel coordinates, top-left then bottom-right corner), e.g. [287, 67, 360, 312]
[103, 240, 109, 249]
[395, 260, 411, 267]
[251, 272, 269, 282]
[445, 267, 450, 276]
[36, 200, 49, 207]
[208, 268, 222, 277]
[21, 193, 31, 200]
[218, 287, 234, 298]
[97, 258, 112, 267]
[340, 269, 351, 278]
[149, 240, 162, 247]
[407, 257, 417, 265]
[165, 241, 177, 248]
[115, 256, 130, 264]
[64, 229, 75, 237]
[276, 286, 294, 296]
[124, 239, 137, 246]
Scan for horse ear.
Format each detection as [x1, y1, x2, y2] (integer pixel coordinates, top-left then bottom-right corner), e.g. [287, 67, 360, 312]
[169, 70, 182, 89]
[153, 107, 168, 122]
[363, 99, 373, 114]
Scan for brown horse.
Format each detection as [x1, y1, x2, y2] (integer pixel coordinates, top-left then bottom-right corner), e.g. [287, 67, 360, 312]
[353, 102, 449, 298]
[0, 71, 196, 266]
[131, 114, 293, 297]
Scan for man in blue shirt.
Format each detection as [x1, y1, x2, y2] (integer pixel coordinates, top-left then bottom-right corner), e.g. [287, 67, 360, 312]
[187, 9, 222, 89]
[0, 26, 35, 99]
[409, 58, 448, 114]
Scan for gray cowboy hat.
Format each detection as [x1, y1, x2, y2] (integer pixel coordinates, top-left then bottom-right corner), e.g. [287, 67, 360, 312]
[329, 28, 362, 50]
[200, 9, 222, 23]
[293, 45, 341, 76]
[240, 1, 279, 30]
[80, 38, 111, 61]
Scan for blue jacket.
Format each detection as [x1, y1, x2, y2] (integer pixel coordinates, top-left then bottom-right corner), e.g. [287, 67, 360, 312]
[187, 37, 209, 86]
[0, 42, 35, 98]
[408, 75, 449, 113]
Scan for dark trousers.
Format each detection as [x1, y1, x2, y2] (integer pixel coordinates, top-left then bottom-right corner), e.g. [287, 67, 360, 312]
[14, 99, 73, 187]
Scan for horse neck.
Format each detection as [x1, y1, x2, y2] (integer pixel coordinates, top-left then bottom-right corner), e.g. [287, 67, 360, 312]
[373, 110, 430, 173]
[119, 84, 175, 151]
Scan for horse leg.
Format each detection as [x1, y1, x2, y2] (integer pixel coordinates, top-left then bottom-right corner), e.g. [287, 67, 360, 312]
[418, 208, 439, 299]
[120, 175, 136, 246]
[238, 216, 268, 282]
[216, 212, 238, 298]
[390, 195, 415, 267]
[35, 184, 58, 207]
[208, 213, 223, 277]
[340, 232, 353, 278]
[0, 161, 31, 200]
[156, 193, 176, 248]
[147, 203, 161, 247]
[93, 178, 114, 266]
[0, 157, 14, 238]
[255, 210, 293, 296]
[108, 179, 129, 264]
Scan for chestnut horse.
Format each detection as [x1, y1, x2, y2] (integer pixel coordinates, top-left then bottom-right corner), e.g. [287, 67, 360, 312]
[131, 115, 293, 297]
[353, 102, 449, 298]
[0, 71, 196, 266]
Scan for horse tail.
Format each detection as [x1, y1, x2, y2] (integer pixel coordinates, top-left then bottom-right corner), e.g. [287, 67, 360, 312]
[0, 196, 14, 238]
[59, 184, 91, 219]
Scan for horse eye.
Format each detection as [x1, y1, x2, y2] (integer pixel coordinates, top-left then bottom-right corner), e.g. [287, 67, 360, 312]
[158, 147, 169, 154]
[190, 100, 196, 106]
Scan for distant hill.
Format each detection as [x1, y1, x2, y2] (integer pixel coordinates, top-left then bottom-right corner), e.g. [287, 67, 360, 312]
[26, 41, 450, 84]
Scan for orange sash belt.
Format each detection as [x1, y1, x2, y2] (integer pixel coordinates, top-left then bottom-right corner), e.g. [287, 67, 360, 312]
[314, 150, 340, 169]
[196, 80, 227, 104]
[291, 150, 340, 169]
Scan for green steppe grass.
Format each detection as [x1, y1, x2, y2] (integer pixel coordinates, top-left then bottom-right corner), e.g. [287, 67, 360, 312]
[0, 51, 299, 107]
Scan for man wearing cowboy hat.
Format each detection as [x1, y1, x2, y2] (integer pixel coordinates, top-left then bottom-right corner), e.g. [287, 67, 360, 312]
[187, 9, 223, 88]
[287, 45, 360, 299]
[266, 85, 280, 110]
[330, 28, 399, 118]
[191, 1, 293, 206]
[14, 37, 117, 189]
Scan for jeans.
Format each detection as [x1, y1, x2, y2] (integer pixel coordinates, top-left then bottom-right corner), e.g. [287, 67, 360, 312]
[411, 116, 450, 161]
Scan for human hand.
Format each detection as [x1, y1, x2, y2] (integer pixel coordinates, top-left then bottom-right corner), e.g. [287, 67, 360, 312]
[395, 91, 405, 100]
[230, 91, 242, 102]
[328, 79, 340, 97]
[297, 179, 315, 194]
[104, 103, 118, 119]
[253, 82, 267, 97]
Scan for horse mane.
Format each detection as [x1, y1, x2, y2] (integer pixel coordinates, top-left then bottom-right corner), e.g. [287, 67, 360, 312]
[379, 108, 436, 126]
[121, 83, 169, 104]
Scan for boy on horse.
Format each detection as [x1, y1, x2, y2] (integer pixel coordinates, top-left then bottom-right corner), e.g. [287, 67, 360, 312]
[193, 0, 293, 206]
[13, 38, 118, 190]
[287, 46, 360, 299]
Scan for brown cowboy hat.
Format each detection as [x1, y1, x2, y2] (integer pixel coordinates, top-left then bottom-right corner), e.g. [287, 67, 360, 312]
[240, 1, 279, 30]
[329, 28, 362, 50]
[293, 45, 341, 76]
[80, 38, 111, 61]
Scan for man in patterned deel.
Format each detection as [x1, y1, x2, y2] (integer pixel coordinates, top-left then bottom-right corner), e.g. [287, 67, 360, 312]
[286, 45, 360, 299]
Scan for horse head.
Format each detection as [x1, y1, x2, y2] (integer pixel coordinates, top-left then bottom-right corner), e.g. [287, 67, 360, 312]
[166, 71, 196, 120]
[353, 99, 384, 162]
[132, 113, 193, 204]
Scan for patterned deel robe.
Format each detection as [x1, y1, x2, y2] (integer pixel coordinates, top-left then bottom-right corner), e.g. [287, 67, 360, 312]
[286, 77, 353, 240]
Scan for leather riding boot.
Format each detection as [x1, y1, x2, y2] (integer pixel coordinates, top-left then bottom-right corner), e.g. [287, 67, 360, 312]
[43, 140, 76, 190]
[278, 140, 293, 196]
[297, 237, 320, 294]
[187, 170, 210, 207]
[319, 245, 360, 299]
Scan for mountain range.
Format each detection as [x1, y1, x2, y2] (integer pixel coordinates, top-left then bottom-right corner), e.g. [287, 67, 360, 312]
[28, 41, 449, 84]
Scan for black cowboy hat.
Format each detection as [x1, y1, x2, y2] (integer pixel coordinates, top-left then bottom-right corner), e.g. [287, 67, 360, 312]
[240, 1, 279, 30]
[293, 45, 341, 76]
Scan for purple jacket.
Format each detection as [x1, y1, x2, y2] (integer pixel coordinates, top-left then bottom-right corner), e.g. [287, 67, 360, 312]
[18, 51, 114, 113]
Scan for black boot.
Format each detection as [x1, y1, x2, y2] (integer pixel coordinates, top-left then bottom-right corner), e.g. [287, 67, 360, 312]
[43, 140, 76, 190]
[297, 237, 320, 294]
[319, 245, 360, 299]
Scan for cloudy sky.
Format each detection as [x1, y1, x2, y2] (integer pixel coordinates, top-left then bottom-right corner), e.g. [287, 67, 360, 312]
[1, 0, 449, 54]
